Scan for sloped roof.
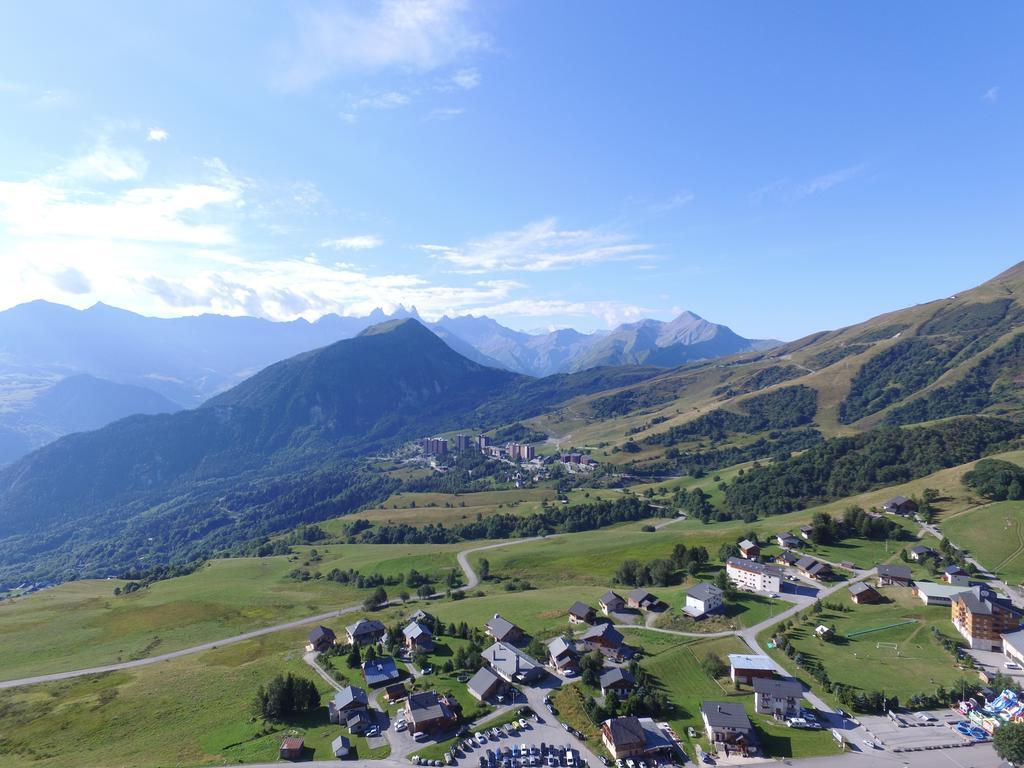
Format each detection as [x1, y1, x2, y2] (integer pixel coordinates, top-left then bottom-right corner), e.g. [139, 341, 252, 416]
[309, 624, 336, 644]
[603, 716, 646, 747]
[347, 618, 386, 637]
[701, 700, 752, 729]
[580, 622, 624, 647]
[687, 583, 722, 602]
[362, 656, 400, 686]
[486, 614, 521, 640]
[876, 564, 912, 579]
[753, 677, 803, 698]
[548, 636, 575, 659]
[600, 667, 635, 689]
[403, 621, 432, 641]
[728, 653, 775, 671]
[333, 685, 368, 710]
[467, 667, 503, 698]
[569, 600, 594, 617]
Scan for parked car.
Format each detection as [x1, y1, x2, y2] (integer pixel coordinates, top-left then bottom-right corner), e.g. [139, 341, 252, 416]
[1006, 662, 1022, 671]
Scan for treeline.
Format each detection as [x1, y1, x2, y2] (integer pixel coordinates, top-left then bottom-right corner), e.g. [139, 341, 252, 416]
[252, 673, 320, 721]
[807, 507, 907, 545]
[613, 542, 709, 586]
[115, 560, 205, 592]
[645, 386, 818, 446]
[964, 458, 1024, 500]
[724, 417, 1019, 517]
[348, 496, 661, 545]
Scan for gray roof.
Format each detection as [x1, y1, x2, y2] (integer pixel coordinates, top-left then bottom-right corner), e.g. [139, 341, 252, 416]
[362, 656, 400, 686]
[482, 641, 542, 679]
[600, 590, 625, 606]
[628, 588, 656, 603]
[956, 589, 993, 615]
[738, 539, 757, 550]
[347, 618, 386, 638]
[548, 636, 575, 659]
[753, 677, 803, 698]
[331, 736, 350, 755]
[569, 601, 594, 618]
[876, 564, 912, 579]
[886, 495, 911, 506]
[403, 621, 432, 641]
[333, 685, 368, 711]
[309, 624, 336, 644]
[687, 583, 723, 602]
[728, 653, 775, 671]
[407, 691, 450, 724]
[726, 557, 782, 576]
[486, 614, 521, 640]
[580, 622, 624, 647]
[910, 545, 932, 555]
[795, 556, 818, 570]
[467, 667, 503, 698]
[603, 716, 646, 747]
[600, 667, 635, 689]
[702, 700, 752, 730]
[849, 582, 877, 596]
[944, 564, 968, 574]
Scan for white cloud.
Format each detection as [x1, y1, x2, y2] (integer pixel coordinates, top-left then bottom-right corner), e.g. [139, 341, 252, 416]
[421, 218, 655, 273]
[277, 0, 488, 90]
[796, 165, 864, 198]
[463, 298, 648, 327]
[321, 235, 383, 250]
[984, 86, 1000, 103]
[63, 141, 148, 182]
[147, 127, 169, 142]
[451, 67, 480, 90]
[652, 191, 695, 212]
[353, 91, 411, 110]
[427, 107, 464, 120]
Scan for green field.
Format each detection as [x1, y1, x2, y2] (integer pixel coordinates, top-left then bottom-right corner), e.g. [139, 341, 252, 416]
[942, 500, 1024, 583]
[758, 587, 975, 707]
[0, 543, 466, 680]
[0, 628, 390, 768]
[653, 592, 787, 633]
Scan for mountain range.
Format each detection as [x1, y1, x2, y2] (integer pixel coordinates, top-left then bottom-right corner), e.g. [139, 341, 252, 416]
[0, 300, 772, 463]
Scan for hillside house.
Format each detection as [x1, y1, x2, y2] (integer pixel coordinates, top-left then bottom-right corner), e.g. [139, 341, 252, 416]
[775, 533, 801, 550]
[600, 717, 675, 760]
[725, 557, 782, 593]
[599, 591, 626, 615]
[848, 582, 881, 604]
[882, 496, 918, 515]
[799, 525, 813, 540]
[568, 601, 597, 625]
[331, 736, 351, 758]
[405, 691, 461, 734]
[467, 666, 507, 702]
[796, 556, 831, 580]
[485, 614, 525, 644]
[909, 545, 935, 562]
[361, 656, 401, 687]
[347, 618, 387, 646]
[482, 641, 545, 685]
[600, 667, 635, 696]
[753, 677, 802, 719]
[328, 686, 368, 724]
[580, 622, 625, 655]
[346, 708, 373, 734]
[684, 583, 723, 618]
[403, 621, 434, 652]
[876, 564, 913, 587]
[728, 654, 776, 685]
[738, 539, 760, 560]
[627, 588, 661, 612]
[952, 586, 1022, 651]
[775, 551, 799, 567]
[701, 701, 757, 757]
[944, 565, 970, 586]
[306, 625, 337, 653]
[815, 625, 835, 640]
[383, 683, 408, 703]
[548, 636, 578, 672]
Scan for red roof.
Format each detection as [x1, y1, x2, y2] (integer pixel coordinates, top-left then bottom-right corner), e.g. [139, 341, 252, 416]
[281, 737, 304, 749]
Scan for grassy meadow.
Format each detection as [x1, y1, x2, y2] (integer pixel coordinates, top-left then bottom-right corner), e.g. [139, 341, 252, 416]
[942, 500, 1024, 583]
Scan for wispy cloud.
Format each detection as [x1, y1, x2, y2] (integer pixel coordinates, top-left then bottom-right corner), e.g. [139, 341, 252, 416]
[652, 191, 695, 213]
[983, 85, 1000, 103]
[462, 298, 648, 327]
[754, 164, 865, 203]
[63, 141, 148, 182]
[451, 67, 481, 90]
[353, 91, 411, 110]
[422, 219, 655, 273]
[276, 0, 489, 90]
[427, 107, 465, 120]
[321, 235, 383, 251]
[147, 127, 169, 142]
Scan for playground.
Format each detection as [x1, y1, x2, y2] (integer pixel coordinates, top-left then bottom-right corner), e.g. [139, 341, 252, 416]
[760, 588, 977, 704]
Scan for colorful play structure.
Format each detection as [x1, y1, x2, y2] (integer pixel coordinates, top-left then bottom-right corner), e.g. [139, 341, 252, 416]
[958, 689, 1024, 736]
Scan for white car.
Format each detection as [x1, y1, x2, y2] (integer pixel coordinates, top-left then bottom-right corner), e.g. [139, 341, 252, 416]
[519, 718, 529, 729]
[414, 731, 429, 742]
[1006, 662, 1022, 671]
[476, 733, 487, 746]
[395, 721, 408, 732]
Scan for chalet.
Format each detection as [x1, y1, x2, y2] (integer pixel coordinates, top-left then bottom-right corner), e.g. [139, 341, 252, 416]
[600, 667, 635, 696]
[600, 717, 676, 760]
[482, 641, 545, 685]
[599, 591, 626, 615]
[346, 708, 373, 734]
[738, 539, 760, 560]
[548, 636, 578, 672]
[944, 565, 970, 586]
[404, 690, 461, 734]
[580, 622, 625, 654]
[701, 701, 757, 757]
[485, 614, 524, 644]
[408, 609, 435, 626]
[952, 586, 1022, 651]
[848, 582, 881, 605]
[775, 551, 799, 567]
[753, 677, 802, 719]
[568, 601, 597, 625]
[383, 682, 408, 703]
[796, 556, 831, 580]
[331, 736, 351, 759]
[328, 686, 368, 723]
[684, 583, 723, 619]
[909, 545, 935, 562]
[799, 525, 813, 540]
[876, 564, 913, 587]
[725, 557, 782, 593]
[280, 737, 304, 761]
[403, 621, 434, 652]
[361, 656, 401, 687]
[627, 588, 661, 612]
[728, 653, 776, 685]
[467, 666, 507, 702]
[882, 496, 918, 515]
[775, 533, 801, 550]
[914, 581, 971, 606]
[306, 625, 337, 653]
[347, 618, 387, 646]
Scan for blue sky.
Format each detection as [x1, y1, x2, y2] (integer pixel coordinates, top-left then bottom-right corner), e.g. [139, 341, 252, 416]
[0, 1, 1020, 340]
